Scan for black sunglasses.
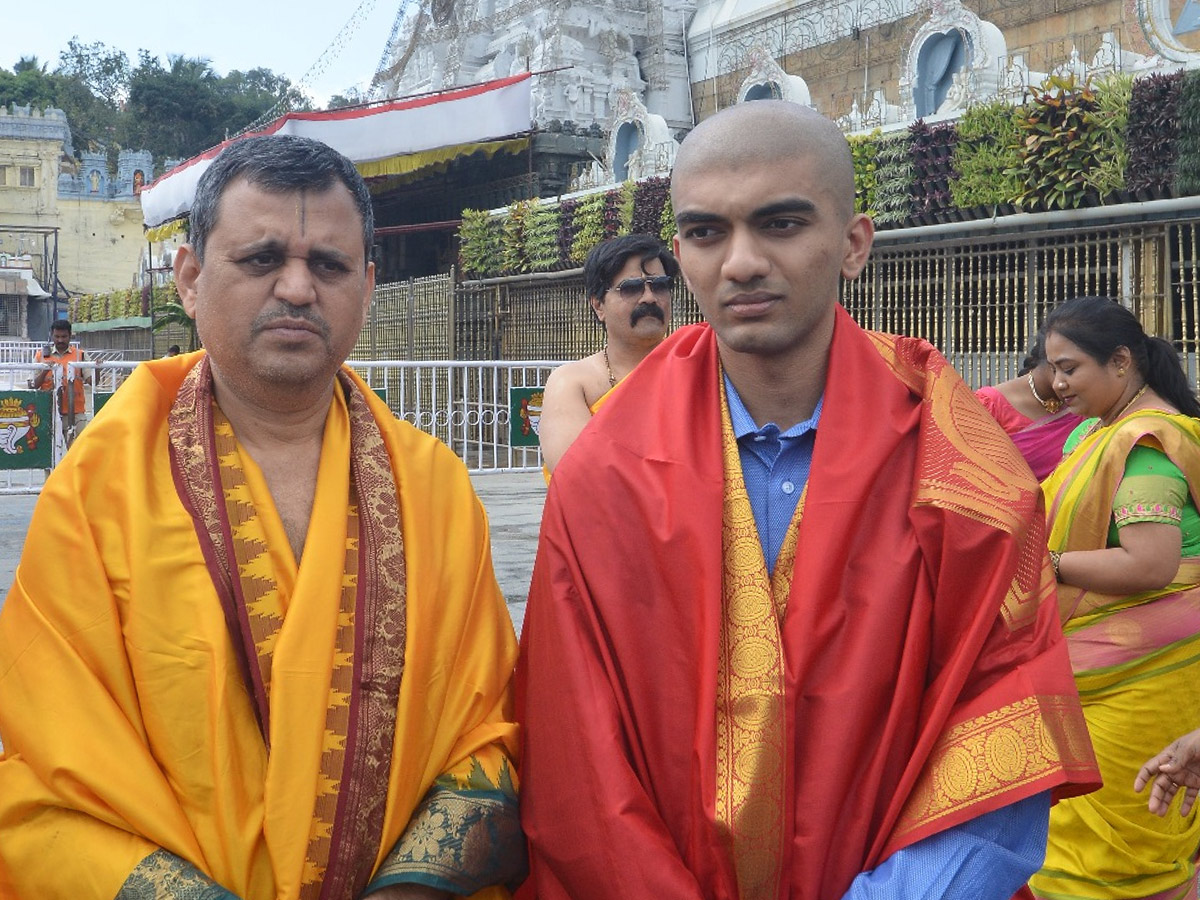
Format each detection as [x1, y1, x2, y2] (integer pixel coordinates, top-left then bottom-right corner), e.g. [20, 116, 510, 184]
[607, 275, 674, 300]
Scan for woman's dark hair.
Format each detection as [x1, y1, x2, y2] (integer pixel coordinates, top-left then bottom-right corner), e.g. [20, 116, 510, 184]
[1042, 296, 1200, 418]
[1017, 330, 1048, 377]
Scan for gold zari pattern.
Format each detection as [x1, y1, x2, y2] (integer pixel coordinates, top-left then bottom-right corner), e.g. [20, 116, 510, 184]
[715, 378, 804, 900]
[117, 849, 230, 899]
[866, 332, 1050, 631]
[892, 696, 1094, 842]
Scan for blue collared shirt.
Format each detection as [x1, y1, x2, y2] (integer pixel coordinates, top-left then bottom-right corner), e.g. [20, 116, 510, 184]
[724, 374, 1049, 899]
[725, 375, 820, 574]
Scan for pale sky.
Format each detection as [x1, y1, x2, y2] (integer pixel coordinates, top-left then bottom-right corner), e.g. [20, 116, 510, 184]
[10, 0, 402, 109]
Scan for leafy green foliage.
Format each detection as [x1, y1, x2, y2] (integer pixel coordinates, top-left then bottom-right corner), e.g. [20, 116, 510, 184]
[570, 192, 608, 263]
[660, 191, 676, 245]
[616, 180, 638, 235]
[1175, 70, 1200, 196]
[327, 87, 370, 110]
[0, 54, 120, 158]
[848, 131, 880, 216]
[1007, 73, 1127, 210]
[500, 200, 534, 274]
[458, 208, 503, 278]
[524, 201, 561, 272]
[873, 132, 915, 227]
[151, 289, 199, 351]
[950, 100, 1022, 209]
[57, 39, 130, 107]
[1090, 72, 1133, 198]
[0, 44, 310, 170]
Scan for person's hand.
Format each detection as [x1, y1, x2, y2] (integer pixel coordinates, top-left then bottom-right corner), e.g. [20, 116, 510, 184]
[1134, 727, 1200, 816]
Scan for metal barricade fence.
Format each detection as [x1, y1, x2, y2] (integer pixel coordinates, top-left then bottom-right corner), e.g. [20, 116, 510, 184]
[0, 362, 55, 493]
[39, 359, 564, 480]
[346, 360, 564, 473]
[0, 342, 53, 364]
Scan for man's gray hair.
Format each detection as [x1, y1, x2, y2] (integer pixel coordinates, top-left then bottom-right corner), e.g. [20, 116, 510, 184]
[188, 134, 374, 265]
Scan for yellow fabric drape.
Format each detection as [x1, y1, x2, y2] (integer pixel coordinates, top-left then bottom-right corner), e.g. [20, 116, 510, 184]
[1032, 412, 1200, 900]
[361, 138, 529, 185]
[715, 378, 804, 900]
[145, 218, 188, 243]
[0, 354, 519, 899]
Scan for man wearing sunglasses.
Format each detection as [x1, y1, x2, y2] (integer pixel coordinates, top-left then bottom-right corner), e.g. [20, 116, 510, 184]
[537, 234, 679, 476]
[518, 101, 1099, 899]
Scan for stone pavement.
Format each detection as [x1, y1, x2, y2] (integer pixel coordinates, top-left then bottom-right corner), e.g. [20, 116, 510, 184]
[0, 471, 546, 636]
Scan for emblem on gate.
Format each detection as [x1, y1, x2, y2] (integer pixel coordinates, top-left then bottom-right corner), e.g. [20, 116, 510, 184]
[519, 390, 545, 437]
[0, 397, 40, 454]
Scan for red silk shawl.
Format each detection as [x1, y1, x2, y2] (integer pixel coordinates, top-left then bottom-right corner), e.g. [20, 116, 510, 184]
[516, 310, 1098, 900]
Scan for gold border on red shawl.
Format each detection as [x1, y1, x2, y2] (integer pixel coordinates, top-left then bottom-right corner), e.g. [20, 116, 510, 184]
[714, 379, 793, 900]
[867, 331, 1034, 535]
[865, 331, 1047, 629]
[996, 561, 1056, 632]
[891, 695, 1096, 843]
[912, 365, 1037, 536]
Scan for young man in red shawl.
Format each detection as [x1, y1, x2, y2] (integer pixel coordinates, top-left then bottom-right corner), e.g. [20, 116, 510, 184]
[516, 101, 1099, 899]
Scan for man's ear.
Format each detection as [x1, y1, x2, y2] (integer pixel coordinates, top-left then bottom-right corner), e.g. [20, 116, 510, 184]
[174, 244, 202, 320]
[841, 214, 875, 280]
[671, 233, 694, 293]
[589, 293, 606, 324]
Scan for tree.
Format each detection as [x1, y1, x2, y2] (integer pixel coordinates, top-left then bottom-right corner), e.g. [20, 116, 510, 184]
[217, 67, 311, 138]
[57, 38, 130, 108]
[123, 53, 224, 159]
[4, 43, 309, 171]
[328, 87, 370, 110]
[0, 51, 120, 156]
[13, 56, 49, 75]
[0, 58, 59, 109]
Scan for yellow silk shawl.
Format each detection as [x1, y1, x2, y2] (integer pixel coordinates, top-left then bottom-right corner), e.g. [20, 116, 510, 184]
[0, 353, 519, 899]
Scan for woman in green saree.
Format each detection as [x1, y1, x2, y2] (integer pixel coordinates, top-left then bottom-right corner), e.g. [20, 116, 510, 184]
[1031, 296, 1200, 900]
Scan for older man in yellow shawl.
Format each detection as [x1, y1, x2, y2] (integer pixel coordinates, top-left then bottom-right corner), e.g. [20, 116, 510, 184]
[0, 136, 523, 900]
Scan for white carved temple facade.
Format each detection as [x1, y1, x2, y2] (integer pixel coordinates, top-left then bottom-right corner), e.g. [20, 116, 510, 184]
[371, 0, 1200, 188]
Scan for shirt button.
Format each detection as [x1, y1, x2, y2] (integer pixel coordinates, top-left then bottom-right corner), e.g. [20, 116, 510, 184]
[754, 434, 767, 442]
[781, 481, 795, 495]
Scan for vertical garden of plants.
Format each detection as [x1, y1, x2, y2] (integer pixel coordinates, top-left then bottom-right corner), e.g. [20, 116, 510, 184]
[450, 68, 1200, 279]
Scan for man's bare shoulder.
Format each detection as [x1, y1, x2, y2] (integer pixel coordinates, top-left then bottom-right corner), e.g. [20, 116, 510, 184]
[544, 353, 608, 403]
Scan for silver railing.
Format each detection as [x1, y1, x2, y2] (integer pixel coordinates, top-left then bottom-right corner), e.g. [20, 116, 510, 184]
[346, 360, 564, 473]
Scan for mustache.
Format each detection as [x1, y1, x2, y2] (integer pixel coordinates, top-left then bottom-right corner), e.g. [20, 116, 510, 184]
[251, 304, 331, 339]
[630, 302, 666, 326]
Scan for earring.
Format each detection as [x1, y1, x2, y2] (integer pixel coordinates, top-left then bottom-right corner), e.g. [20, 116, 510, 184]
[1118, 368, 1126, 376]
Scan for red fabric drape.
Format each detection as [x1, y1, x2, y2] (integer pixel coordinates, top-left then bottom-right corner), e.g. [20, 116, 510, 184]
[516, 312, 1097, 899]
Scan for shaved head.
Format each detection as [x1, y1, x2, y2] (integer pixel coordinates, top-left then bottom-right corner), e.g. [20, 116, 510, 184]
[672, 101, 856, 221]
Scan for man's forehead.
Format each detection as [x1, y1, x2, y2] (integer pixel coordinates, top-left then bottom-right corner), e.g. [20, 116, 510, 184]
[214, 177, 355, 218]
[615, 254, 662, 274]
[209, 178, 364, 248]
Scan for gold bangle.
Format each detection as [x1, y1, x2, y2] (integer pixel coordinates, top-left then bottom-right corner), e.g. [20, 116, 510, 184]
[1049, 550, 1062, 582]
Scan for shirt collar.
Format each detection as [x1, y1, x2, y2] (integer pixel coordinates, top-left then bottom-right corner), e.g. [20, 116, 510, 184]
[724, 373, 823, 440]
